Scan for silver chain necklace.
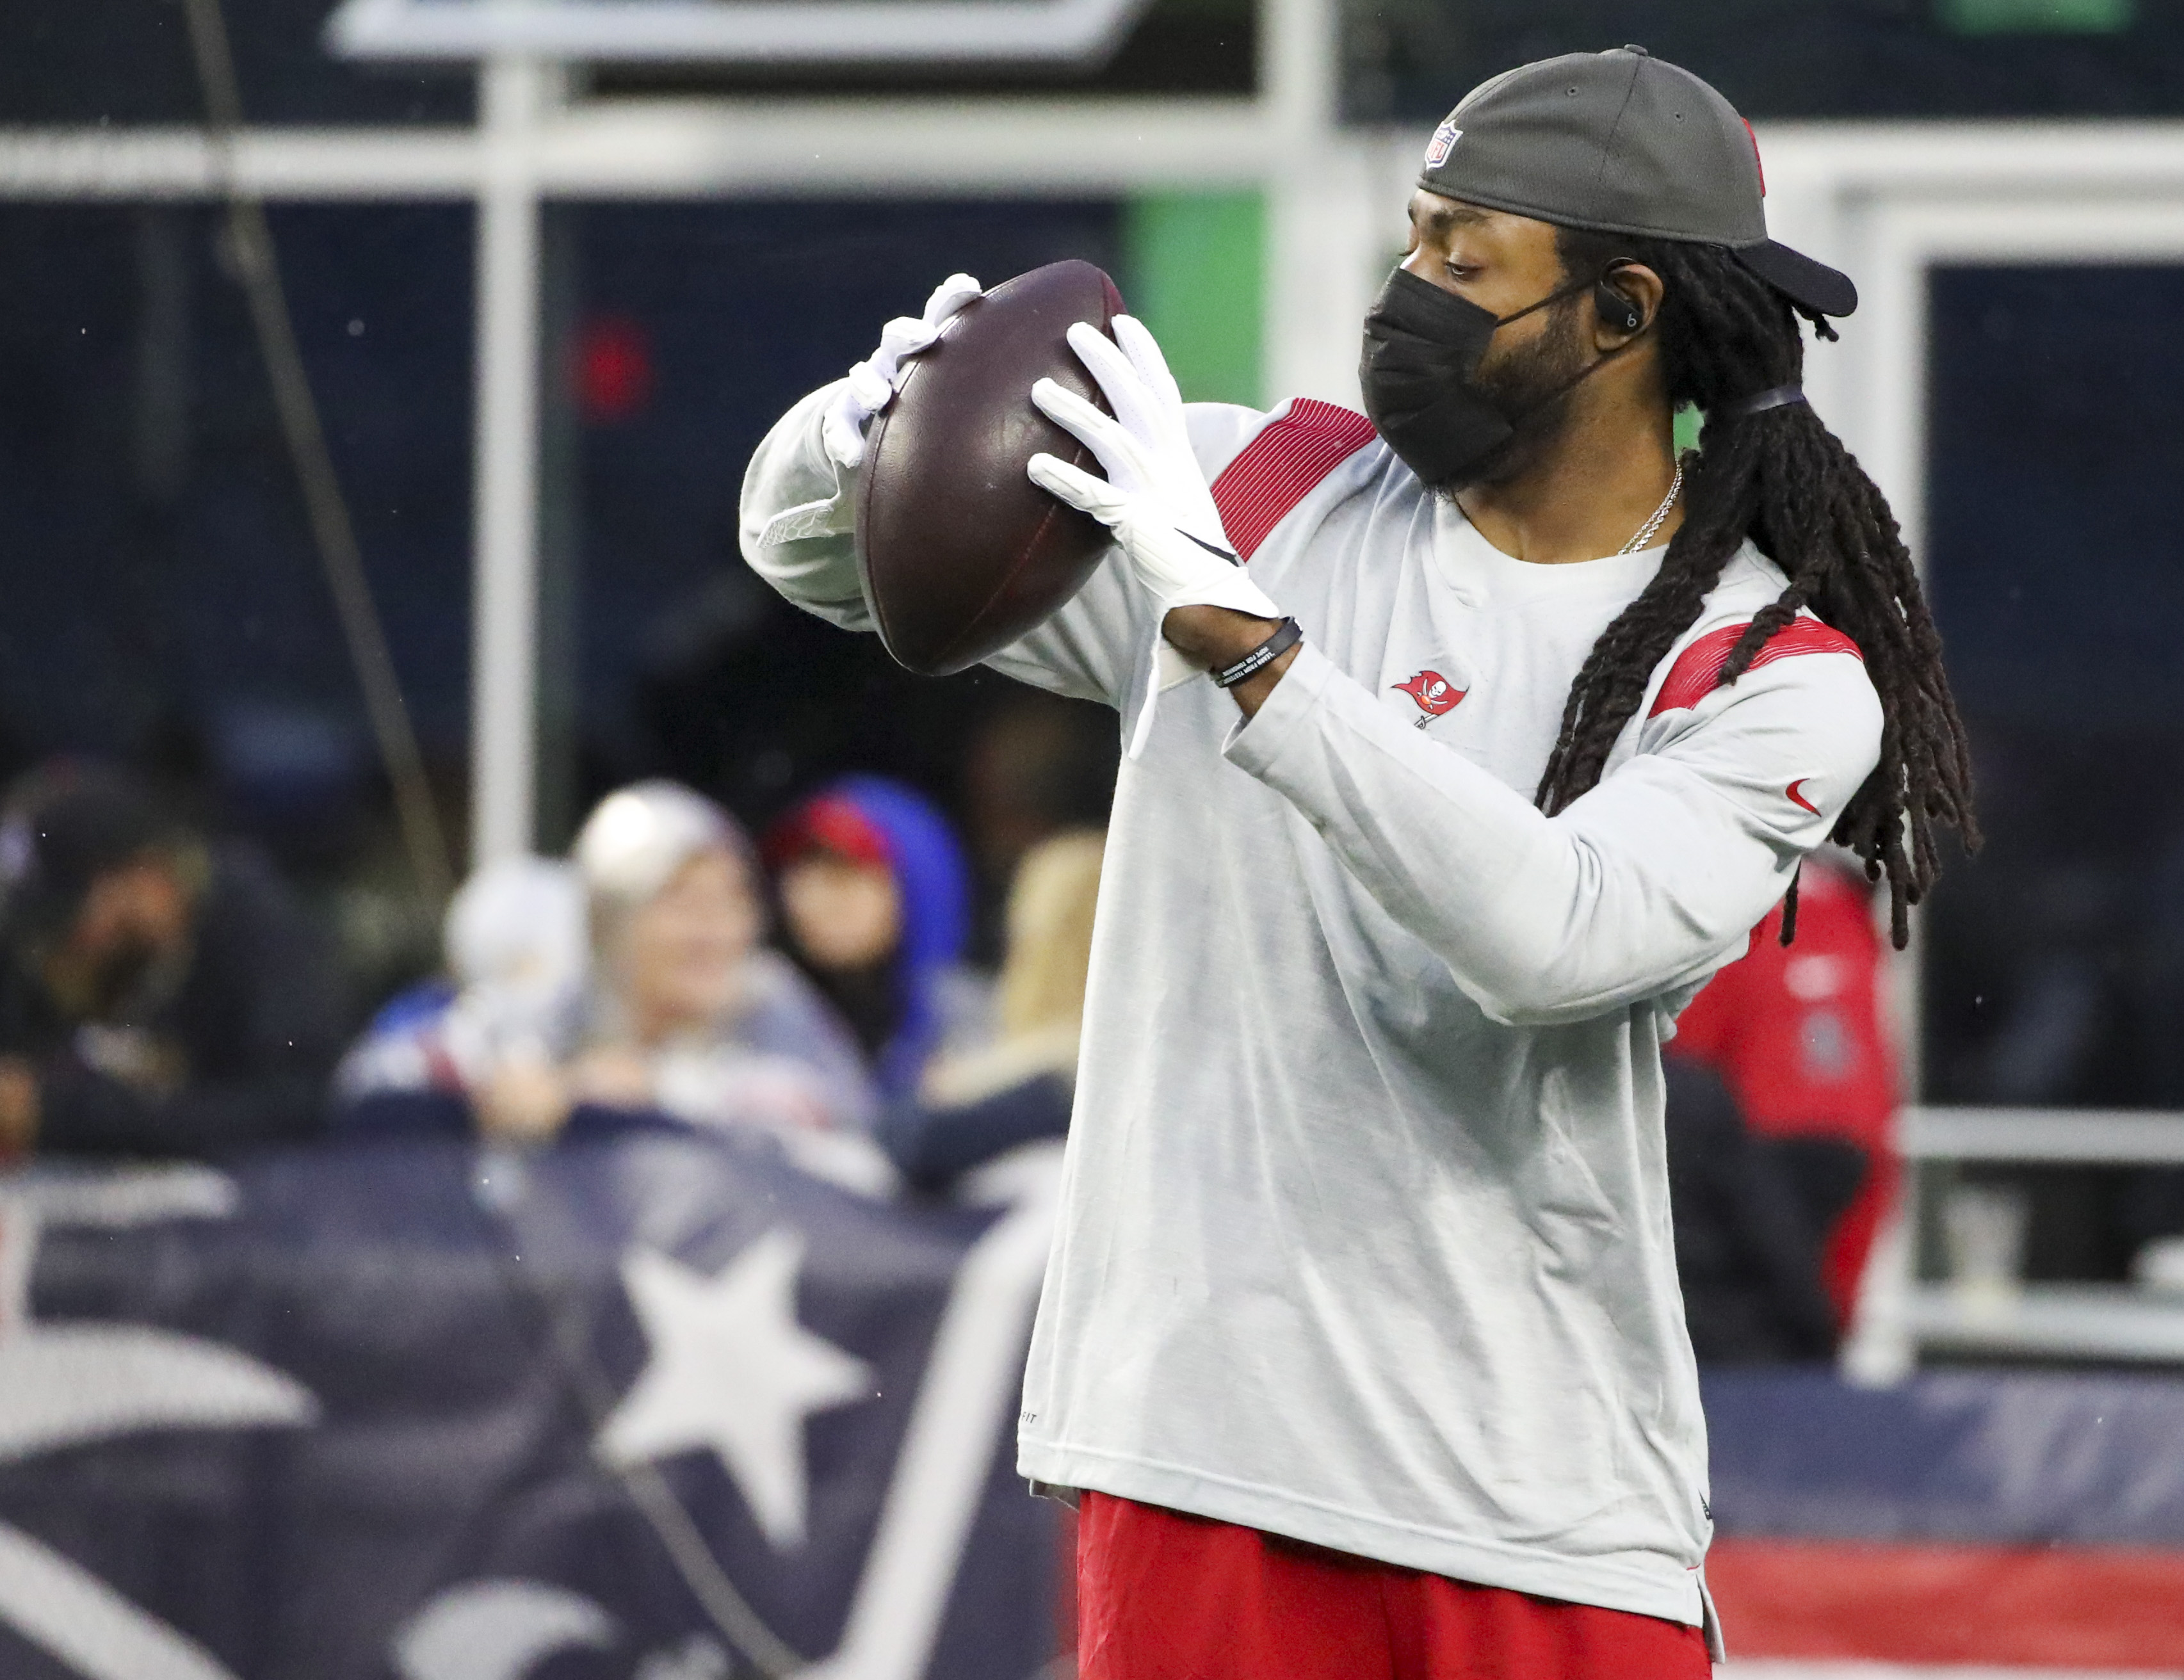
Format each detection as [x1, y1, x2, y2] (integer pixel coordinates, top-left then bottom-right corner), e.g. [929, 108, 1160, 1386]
[1616, 456, 1685, 555]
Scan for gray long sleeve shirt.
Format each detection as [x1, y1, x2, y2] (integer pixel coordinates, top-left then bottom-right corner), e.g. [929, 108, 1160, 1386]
[741, 382, 1882, 1633]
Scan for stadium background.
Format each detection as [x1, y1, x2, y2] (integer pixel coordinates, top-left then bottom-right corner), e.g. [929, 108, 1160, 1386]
[5, 1, 2184, 1676]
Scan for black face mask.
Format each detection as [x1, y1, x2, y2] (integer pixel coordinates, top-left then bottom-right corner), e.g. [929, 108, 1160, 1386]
[1359, 268, 1597, 489]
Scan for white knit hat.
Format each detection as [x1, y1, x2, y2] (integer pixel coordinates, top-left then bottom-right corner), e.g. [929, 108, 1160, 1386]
[573, 780, 749, 923]
[443, 852, 586, 995]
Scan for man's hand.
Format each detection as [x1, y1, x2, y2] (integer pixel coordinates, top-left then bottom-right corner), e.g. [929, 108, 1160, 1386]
[821, 273, 984, 470]
[1026, 318, 1285, 688]
[0, 1058, 40, 1161]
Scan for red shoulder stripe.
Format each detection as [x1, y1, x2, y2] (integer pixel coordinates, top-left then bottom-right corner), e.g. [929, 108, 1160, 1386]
[1210, 399, 1378, 560]
[1648, 617, 1863, 718]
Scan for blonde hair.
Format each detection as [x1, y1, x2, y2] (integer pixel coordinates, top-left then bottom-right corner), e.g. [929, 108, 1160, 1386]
[995, 829, 1104, 1040]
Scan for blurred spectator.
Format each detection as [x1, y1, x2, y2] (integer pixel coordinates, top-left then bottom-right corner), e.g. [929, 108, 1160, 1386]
[449, 850, 588, 1003]
[0, 761, 350, 1160]
[335, 852, 588, 1097]
[341, 782, 873, 1144]
[1663, 1058, 1840, 1363]
[764, 775, 988, 1101]
[1670, 854, 1897, 1328]
[882, 828, 1103, 1191]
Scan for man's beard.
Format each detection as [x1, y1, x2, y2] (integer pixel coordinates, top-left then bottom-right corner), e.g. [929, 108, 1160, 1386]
[1436, 299, 1590, 496]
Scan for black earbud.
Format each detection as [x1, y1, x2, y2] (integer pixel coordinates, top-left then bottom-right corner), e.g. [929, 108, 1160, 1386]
[1594, 277, 1644, 336]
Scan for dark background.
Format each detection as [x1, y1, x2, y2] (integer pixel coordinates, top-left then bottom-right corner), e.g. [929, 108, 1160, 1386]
[1343, 0, 2184, 122]
[16, 1, 2184, 127]
[1923, 264, 2184, 1117]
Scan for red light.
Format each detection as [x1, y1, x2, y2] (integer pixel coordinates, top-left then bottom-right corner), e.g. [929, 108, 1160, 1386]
[574, 316, 653, 423]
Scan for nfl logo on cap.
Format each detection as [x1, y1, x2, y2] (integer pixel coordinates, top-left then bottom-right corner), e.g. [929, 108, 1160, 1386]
[1424, 120, 1460, 168]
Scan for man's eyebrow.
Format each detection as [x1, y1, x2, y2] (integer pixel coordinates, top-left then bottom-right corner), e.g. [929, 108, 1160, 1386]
[1411, 200, 1491, 233]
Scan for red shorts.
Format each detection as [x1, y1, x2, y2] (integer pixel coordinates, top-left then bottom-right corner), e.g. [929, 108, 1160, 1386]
[1076, 1492, 1712, 1680]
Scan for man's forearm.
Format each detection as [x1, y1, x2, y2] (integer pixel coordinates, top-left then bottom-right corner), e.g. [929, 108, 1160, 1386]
[1160, 604, 1303, 718]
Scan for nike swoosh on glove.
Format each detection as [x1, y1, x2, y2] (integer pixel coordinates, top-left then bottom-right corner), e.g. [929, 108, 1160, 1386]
[821, 273, 984, 471]
[1026, 318, 1284, 755]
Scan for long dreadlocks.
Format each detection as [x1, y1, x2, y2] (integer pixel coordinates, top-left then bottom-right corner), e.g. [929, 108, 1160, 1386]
[1533, 227, 1978, 947]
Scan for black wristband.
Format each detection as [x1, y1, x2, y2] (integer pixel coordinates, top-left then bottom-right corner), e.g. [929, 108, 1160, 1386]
[1211, 618, 1303, 689]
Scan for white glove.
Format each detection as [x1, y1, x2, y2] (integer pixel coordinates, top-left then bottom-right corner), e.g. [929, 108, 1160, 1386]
[821, 272, 985, 470]
[1028, 318, 1282, 642]
[1028, 317, 1287, 757]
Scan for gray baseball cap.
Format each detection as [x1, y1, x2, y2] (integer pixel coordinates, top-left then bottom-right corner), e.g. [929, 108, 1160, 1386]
[1418, 45, 1856, 319]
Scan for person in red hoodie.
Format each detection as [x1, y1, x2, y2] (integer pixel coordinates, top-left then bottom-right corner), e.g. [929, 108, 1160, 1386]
[1670, 853, 1900, 1329]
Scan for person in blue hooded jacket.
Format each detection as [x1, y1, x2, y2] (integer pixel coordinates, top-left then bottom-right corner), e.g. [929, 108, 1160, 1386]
[763, 775, 989, 1103]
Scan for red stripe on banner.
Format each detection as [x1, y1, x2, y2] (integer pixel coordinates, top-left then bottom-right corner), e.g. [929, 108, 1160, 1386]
[1707, 1539, 2184, 1668]
[1210, 399, 1378, 560]
[1648, 618, 1863, 718]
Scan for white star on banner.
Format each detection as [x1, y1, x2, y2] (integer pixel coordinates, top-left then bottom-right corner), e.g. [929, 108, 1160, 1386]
[597, 1228, 873, 1549]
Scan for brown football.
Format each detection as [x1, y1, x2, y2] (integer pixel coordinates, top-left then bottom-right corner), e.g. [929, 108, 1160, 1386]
[855, 260, 1126, 676]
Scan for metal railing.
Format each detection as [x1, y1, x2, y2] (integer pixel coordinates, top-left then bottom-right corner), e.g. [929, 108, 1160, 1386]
[1857, 1106, 2184, 1373]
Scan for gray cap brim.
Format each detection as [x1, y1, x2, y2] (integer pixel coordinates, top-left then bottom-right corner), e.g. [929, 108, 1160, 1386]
[1734, 239, 1857, 319]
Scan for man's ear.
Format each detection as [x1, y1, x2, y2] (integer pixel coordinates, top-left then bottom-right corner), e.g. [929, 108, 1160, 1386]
[1594, 261, 1664, 348]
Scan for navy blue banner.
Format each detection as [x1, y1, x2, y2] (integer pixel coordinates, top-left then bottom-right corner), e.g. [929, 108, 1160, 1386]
[1703, 1366, 2184, 1545]
[0, 1126, 1067, 1680]
[11, 1130, 2184, 1680]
